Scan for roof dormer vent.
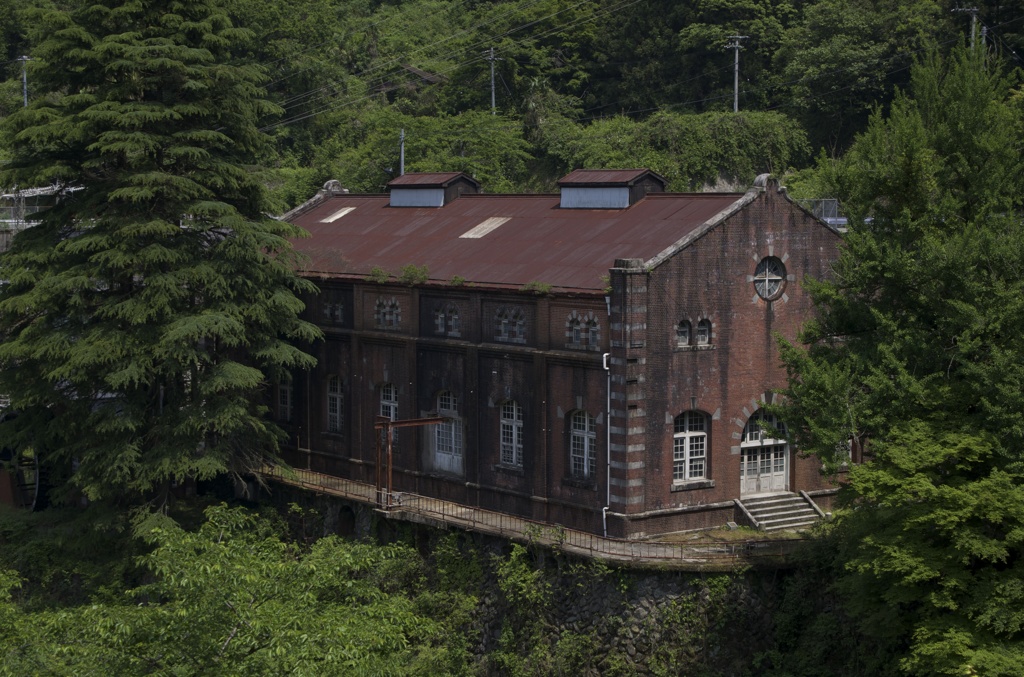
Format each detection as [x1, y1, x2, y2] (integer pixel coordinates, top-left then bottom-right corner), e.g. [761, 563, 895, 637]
[387, 172, 480, 207]
[558, 169, 667, 209]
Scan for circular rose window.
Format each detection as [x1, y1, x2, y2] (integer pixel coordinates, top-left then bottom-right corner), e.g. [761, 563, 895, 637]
[753, 257, 785, 300]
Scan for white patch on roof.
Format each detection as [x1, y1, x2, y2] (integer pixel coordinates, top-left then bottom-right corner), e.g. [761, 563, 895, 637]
[459, 216, 510, 239]
[321, 206, 356, 223]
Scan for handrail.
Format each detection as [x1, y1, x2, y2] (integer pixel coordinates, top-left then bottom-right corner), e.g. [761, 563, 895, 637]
[799, 490, 827, 519]
[733, 498, 760, 530]
[260, 466, 805, 568]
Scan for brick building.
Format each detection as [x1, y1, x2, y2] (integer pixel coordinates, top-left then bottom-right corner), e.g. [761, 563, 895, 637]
[278, 169, 843, 537]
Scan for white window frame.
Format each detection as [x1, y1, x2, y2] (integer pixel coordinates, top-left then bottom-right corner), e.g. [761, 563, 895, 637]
[570, 410, 596, 479]
[500, 400, 524, 467]
[754, 257, 786, 300]
[676, 320, 691, 347]
[696, 319, 711, 345]
[435, 391, 463, 472]
[326, 376, 342, 432]
[673, 411, 707, 481]
[380, 382, 398, 441]
[740, 410, 789, 493]
[277, 380, 293, 422]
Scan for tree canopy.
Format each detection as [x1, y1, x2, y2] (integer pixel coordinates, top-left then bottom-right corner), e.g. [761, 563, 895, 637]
[0, 0, 320, 504]
[0, 504, 474, 675]
[779, 46, 1024, 675]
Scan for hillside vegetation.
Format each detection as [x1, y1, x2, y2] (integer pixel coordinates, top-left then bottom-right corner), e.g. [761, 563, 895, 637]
[3, 0, 1020, 204]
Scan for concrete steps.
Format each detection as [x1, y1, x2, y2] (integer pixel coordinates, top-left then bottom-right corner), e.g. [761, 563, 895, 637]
[738, 493, 822, 532]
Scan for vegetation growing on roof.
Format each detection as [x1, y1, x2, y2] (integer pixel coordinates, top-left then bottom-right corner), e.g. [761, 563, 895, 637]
[367, 266, 391, 284]
[398, 264, 430, 286]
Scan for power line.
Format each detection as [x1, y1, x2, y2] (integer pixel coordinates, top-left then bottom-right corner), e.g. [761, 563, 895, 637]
[260, 0, 649, 132]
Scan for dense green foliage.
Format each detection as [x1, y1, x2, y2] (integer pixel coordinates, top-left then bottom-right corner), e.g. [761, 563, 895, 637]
[0, 504, 475, 675]
[779, 47, 1024, 675]
[0, 0, 320, 503]
[6, 0, 1017, 202]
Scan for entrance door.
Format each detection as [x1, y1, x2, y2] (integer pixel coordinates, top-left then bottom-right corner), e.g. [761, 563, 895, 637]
[741, 443, 788, 494]
[740, 411, 789, 495]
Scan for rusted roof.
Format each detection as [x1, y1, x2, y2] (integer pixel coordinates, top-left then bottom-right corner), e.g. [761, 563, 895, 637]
[287, 189, 748, 292]
[558, 168, 667, 187]
[387, 172, 478, 189]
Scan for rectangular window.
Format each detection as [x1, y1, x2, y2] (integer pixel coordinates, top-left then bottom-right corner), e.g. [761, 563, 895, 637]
[278, 382, 293, 422]
[673, 412, 707, 481]
[380, 383, 398, 442]
[500, 401, 523, 467]
[327, 377, 342, 432]
[435, 392, 463, 474]
[570, 411, 596, 479]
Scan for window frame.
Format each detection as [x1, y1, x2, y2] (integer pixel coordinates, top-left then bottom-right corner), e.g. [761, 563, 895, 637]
[326, 376, 342, 432]
[435, 391, 463, 471]
[696, 319, 711, 346]
[277, 379, 293, 423]
[676, 320, 691, 347]
[495, 307, 526, 343]
[434, 303, 461, 337]
[569, 410, 597, 480]
[375, 297, 401, 330]
[753, 257, 786, 301]
[500, 400, 524, 467]
[673, 411, 708, 482]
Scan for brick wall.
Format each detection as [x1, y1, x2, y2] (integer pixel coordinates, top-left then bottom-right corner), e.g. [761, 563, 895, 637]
[284, 184, 842, 536]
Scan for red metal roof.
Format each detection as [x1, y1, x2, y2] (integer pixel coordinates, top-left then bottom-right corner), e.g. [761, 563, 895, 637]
[386, 172, 476, 188]
[558, 168, 666, 187]
[287, 191, 746, 291]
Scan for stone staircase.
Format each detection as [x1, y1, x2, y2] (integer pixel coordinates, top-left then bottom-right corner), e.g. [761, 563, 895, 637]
[737, 492, 822, 532]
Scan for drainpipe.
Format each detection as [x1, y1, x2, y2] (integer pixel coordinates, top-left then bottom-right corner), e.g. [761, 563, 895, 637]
[603, 350, 611, 537]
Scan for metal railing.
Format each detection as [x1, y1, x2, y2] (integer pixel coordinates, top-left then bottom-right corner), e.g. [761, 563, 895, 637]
[260, 466, 807, 570]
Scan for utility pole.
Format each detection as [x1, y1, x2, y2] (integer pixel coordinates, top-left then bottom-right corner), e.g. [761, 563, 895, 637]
[725, 36, 748, 113]
[18, 56, 30, 107]
[953, 7, 980, 50]
[484, 47, 502, 114]
[399, 128, 405, 176]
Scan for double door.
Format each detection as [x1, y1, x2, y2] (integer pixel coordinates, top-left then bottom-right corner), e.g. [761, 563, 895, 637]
[741, 443, 788, 495]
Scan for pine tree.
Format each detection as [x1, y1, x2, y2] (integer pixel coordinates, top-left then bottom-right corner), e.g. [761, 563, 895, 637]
[0, 0, 319, 503]
[779, 47, 1024, 674]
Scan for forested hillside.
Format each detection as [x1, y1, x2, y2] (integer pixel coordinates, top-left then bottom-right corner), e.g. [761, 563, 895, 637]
[3, 0, 1021, 206]
[3, 2, 1024, 675]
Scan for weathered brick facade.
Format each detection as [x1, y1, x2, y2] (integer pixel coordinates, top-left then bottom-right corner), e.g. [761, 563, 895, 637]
[279, 172, 842, 537]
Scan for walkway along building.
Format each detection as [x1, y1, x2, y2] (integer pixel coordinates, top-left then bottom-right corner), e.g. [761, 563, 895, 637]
[276, 170, 843, 538]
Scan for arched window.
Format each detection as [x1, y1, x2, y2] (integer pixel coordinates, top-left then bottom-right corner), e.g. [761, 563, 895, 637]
[585, 318, 600, 348]
[570, 410, 597, 479]
[447, 304, 461, 336]
[434, 391, 463, 474]
[676, 320, 691, 347]
[567, 310, 600, 350]
[500, 400, 524, 467]
[321, 301, 343, 324]
[673, 411, 707, 481]
[375, 297, 400, 329]
[696, 319, 711, 346]
[495, 307, 526, 343]
[434, 303, 461, 337]
[326, 376, 342, 432]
